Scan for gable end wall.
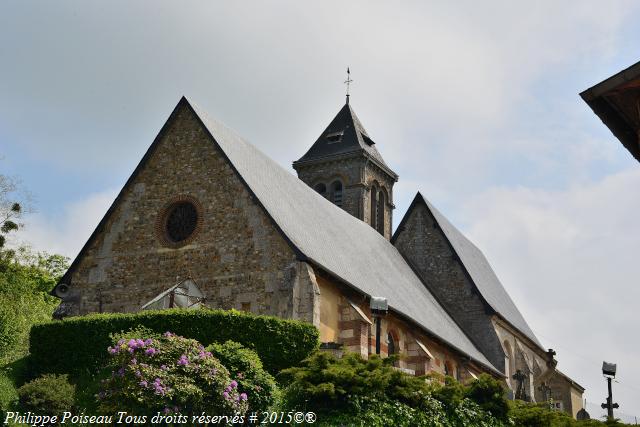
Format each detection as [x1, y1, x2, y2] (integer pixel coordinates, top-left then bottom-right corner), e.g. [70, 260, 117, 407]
[59, 103, 317, 322]
[393, 202, 505, 372]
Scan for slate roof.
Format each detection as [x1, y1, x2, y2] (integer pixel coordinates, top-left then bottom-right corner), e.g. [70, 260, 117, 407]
[185, 98, 498, 373]
[293, 102, 397, 178]
[406, 193, 543, 349]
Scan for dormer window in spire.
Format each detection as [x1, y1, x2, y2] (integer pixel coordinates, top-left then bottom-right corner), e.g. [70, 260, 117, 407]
[326, 131, 343, 144]
[292, 101, 398, 239]
[362, 133, 375, 146]
[331, 180, 343, 207]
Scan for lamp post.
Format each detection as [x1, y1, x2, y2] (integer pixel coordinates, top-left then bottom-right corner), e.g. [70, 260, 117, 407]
[601, 361, 619, 422]
[370, 297, 388, 355]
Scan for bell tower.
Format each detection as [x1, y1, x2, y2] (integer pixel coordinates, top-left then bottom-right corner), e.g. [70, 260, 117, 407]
[293, 101, 398, 239]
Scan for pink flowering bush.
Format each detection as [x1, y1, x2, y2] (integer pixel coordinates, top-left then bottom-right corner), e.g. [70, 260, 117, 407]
[98, 332, 248, 417]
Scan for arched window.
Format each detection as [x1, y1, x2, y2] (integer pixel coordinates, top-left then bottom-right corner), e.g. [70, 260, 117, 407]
[504, 341, 515, 388]
[314, 183, 327, 198]
[376, 190, 385, 235]
[387, 332, 396, 356]
[331, 181, 343, 207]
[370, 185, 377, 228]
[444, 360, 454, 377]
[387, 331, 399, 367]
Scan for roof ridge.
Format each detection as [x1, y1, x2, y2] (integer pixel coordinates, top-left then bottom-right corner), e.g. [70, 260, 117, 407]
[189, 100, 499, 373]
[57, 98, 500, 375]
[412, 193, 544, 350]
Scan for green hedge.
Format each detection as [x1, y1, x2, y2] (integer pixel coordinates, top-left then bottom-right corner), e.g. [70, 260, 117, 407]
[30, 308, 319, 376]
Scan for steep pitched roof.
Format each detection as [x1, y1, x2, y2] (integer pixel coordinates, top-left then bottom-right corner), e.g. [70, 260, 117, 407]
[395, 193, 543, 350]
[293, 102, 397, 178]
[184, 98, 497, 372]
[56, 97, 498, 374]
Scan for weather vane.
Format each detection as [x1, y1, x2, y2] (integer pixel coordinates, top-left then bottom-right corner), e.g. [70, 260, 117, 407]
[345, 67, 353, 104]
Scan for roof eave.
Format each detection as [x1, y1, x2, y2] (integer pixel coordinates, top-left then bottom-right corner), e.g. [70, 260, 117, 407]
[305, 258, 502, 376]
[394, 193, 545, 352]
[492, 314, 546, 354]
[581, 93, 640, 162]
[580, 60, 640, 101]
[294, 150, 398, 181]
[580, 60, 640, 162]
[553, 369, 586, 392]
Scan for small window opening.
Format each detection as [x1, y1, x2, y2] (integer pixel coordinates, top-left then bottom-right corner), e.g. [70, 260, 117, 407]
[326, 131, 343, 143]
[387, 332, 396, 355]
[362, 133, 375, 146]
[241, 302, 251, 312]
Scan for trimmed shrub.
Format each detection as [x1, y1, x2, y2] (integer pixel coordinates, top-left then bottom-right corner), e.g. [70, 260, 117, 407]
[17, 374, 75, 416]
[279, 353, 504, 427]
[465, 373, 509, 421]
[30, 308, 319, 376]
[98, 332, 248, 417]
[314, 395, 449, 427]
[508, 400, 575, 426]
[278, 352, 434, 412]
[207, 341, 278, 413]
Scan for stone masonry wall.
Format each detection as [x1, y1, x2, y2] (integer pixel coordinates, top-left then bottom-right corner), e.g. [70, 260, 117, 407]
[393, 202, 506, 371]
[295, 156, 395, 239]
[363, 160, 394, 239]
[58, 103, 318, 324]
[294, 157, 364, 220]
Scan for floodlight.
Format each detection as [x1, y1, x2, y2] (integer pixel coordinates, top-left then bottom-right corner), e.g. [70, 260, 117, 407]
[370, 296, 388, 314]
[602, 361, 617, 377]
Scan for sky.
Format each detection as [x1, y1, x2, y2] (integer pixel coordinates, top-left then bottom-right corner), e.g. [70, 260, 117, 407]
[2, 1, 639, 420]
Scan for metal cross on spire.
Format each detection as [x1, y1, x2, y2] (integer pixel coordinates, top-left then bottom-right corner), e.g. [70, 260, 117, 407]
[344, 67, 353, 104]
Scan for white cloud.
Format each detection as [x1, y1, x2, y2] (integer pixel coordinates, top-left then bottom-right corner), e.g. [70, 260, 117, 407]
[458, 167, 640, 416]
[9, 189, 118, 259]
[2, 0, 640, 418]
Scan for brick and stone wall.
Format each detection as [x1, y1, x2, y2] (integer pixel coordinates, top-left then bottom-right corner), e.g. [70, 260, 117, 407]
[57, 103, 318, 324]
[315, 274, 488, 381]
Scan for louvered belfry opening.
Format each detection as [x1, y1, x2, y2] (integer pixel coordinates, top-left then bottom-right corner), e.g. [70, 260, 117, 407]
[376, 190, 385, 235]
[331, 181, 343, 207]
[292, 101, 398, 239]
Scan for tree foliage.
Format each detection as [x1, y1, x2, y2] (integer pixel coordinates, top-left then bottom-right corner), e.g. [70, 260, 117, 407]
[0, 174, 27, 257]
[0, 249, 68, 364]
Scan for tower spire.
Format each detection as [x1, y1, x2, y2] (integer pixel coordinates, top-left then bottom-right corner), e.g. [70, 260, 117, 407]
[344, 67, 353, 104]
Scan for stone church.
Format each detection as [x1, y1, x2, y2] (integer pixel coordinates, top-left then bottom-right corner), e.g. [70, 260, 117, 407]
[51, 96, 585, 417]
